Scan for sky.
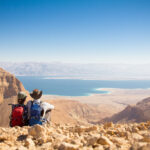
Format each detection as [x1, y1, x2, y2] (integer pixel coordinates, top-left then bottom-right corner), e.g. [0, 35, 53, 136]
[0, 0, 150, 64]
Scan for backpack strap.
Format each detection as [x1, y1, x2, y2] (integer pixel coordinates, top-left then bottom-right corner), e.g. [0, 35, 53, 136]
[31, 101, 33, 107]
[10, 104, 18, 120]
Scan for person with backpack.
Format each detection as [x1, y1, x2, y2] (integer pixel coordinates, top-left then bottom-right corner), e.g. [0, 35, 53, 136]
[27, 89, 54, 126]
[10, 91, 28, 127]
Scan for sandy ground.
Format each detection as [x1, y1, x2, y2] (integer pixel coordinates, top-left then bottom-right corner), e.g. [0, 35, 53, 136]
[42, 88, 150, 114]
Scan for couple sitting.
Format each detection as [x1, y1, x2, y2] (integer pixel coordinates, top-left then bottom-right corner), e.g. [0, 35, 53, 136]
[10, 89, 54, 127]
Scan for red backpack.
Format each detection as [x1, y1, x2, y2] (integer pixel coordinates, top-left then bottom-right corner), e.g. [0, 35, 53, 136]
[10, 105, 25, 127]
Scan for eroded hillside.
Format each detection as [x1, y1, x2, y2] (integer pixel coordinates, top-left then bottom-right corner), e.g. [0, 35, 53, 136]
[100, 97, 150, 124]
[0, 68, 26, 103]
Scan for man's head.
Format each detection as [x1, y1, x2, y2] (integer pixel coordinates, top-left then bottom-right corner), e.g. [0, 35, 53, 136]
[30, 89, 42, 100]
[17, 92, 27, 104]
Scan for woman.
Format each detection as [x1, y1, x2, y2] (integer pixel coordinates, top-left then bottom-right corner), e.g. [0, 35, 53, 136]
[10, 91, 28, 127]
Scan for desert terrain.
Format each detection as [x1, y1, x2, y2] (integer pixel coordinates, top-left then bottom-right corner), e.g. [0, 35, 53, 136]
[43, 88, 150, 120]
[1, 67, 150, 149]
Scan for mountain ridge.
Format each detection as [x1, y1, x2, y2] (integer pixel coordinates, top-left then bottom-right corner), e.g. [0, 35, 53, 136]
[100, 97, 150, 124]
[1, 62, 150, 80]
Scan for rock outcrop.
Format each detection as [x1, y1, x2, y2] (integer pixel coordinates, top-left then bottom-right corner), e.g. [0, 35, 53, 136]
[0, 68, 27, 127]
[0, 68, 26, 103]
[100, 97, 150, 123]
[1, 122, 150, 149]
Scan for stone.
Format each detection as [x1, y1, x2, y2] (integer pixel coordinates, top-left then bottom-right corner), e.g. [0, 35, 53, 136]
[85, 126, 98, 132]
[25, 138, 35, 149]
[132, 127, 139, 133]
[117, 131, 127, 137]
[16, 146, 28, 150]
[130, 143, 150, 150]
[57, 129, 63, 134]
[75, 126, 86, 133]
[87, 135, 99, 146]
[70, 139, 82, 146]
[97, 136, 113, 146]
[137, 124, 147, 130]
[106, 130, 116, 135]
[28, 125, 46, 138]
[111, 137, 128, 145]
[37, 142, 52, 150]
[104, 122, 114, 129]
[93, 145, 104, 150]
[132, 133, 143, 141]
[141, 135, 150, 142]
[58, 142, 79, 150]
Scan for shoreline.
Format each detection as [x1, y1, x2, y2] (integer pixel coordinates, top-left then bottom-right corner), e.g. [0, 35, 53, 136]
[42, 88, 150, 101]
[42, 88, 111, 98]
[42, 88, 150, 115]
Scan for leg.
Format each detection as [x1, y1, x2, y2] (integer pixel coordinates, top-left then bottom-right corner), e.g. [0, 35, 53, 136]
[45, 110, 51, 123]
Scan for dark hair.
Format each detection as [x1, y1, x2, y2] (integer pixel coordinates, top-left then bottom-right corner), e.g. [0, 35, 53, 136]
[18, 97, 26, 104]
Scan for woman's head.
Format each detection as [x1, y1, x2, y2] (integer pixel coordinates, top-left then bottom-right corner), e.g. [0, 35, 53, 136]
[17, 92, 27, 104]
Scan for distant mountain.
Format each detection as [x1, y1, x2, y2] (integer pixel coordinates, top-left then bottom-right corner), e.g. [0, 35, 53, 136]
[100, 97, 150, 123]
[0, 62, 150, 80]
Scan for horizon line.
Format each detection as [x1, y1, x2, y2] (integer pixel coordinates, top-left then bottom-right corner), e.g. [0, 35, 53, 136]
[0, 61, 150, 65]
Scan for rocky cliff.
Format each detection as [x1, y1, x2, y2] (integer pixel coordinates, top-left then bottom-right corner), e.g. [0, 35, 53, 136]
[0, 68, 26, 103]
[101, 97, 150, 123]
[1, 122, 150, 149]
[0, 68, 27, 126]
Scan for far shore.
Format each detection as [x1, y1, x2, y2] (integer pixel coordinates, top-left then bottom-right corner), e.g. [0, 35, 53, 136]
[42, 76, 150, 80]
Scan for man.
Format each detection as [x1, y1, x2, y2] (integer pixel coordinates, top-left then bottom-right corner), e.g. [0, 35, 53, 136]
[27, 89, 54, 126]
[10, 91, 28, 127]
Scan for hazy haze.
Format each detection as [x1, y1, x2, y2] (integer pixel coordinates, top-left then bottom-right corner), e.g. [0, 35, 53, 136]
[0, 62, 150, 80]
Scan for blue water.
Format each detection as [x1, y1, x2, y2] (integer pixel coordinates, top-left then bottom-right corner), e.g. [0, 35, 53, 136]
[17, 76, 150, 96]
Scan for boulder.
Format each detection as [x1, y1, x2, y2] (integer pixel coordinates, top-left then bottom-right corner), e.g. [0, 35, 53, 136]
[97, 136, 113, 146]
[132, 133, 143, 141]
[28, 125, 46, 139]
[86, 135, 99, 146]
[25, 138, 35, 149]
[58, 142, 79, 150]
[103, 122, 114, 129]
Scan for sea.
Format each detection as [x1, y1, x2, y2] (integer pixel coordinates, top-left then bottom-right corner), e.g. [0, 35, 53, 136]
[17, 76, 150, 97]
